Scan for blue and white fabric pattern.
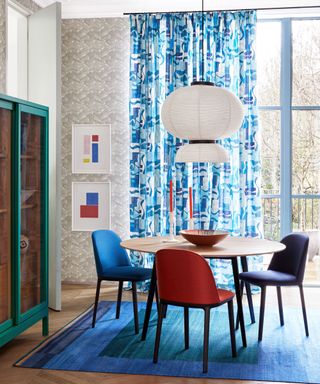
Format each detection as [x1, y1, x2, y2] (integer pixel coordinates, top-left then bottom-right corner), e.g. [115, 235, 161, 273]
[129, 11, 262, 289]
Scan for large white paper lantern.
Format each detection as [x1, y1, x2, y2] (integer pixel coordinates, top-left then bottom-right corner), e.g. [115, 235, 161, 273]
[161, 82, 244, 163]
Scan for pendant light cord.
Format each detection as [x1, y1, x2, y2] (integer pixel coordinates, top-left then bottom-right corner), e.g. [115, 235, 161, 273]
[201, 0, 204, 82]
[192, 0, 214, 87]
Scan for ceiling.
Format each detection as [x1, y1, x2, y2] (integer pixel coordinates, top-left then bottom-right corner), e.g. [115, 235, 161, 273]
[33, 0, 320, 19]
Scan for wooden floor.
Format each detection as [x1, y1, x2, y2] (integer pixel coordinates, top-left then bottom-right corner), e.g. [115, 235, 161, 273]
[305, 260, 320, 283]
[0, 283, 319, 384]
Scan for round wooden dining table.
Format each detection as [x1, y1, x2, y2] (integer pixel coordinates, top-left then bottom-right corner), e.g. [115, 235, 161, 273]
[121, 235, 285, 348]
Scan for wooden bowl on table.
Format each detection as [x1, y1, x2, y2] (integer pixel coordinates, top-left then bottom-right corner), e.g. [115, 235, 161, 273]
[180, 229, 228, 246]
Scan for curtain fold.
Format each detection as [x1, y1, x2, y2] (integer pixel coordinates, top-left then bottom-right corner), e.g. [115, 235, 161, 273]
[129, 11, 263, 289]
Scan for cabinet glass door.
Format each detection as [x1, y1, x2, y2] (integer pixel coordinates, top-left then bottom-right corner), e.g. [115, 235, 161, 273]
[20, 110, 45, 315]
[0, 105, 12, 328]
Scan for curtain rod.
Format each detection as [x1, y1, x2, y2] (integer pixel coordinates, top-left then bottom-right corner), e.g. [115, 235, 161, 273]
[123, 5, 320, 16]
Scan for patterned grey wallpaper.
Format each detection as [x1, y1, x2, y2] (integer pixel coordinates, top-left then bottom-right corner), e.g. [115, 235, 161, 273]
[61, 18, 130, 282]
[0, 0, 7, 93]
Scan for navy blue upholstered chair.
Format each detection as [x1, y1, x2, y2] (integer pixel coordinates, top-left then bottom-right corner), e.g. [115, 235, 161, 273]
[91, 230, 152, 333]
[239, 233, 309, 341]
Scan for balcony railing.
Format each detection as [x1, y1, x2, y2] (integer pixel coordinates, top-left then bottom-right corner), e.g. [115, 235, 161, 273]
[262, 194, 320, 240]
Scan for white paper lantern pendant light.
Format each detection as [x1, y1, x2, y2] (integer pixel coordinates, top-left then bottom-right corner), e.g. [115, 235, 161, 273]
[160, 1, 245, 163]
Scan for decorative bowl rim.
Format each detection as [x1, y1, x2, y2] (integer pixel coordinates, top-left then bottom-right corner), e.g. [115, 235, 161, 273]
[180, 229, 229, 237]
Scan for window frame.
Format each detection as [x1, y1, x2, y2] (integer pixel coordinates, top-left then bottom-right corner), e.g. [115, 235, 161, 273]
[258, 16, 320, 239]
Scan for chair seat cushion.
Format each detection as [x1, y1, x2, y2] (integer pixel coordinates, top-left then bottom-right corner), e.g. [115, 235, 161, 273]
[217, 288, 234, 303]
[100, 266, 152, 282]
[239, 270, 297, 286]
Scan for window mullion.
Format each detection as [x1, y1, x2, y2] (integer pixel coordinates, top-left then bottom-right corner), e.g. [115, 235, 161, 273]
[280, 18, 293, 238]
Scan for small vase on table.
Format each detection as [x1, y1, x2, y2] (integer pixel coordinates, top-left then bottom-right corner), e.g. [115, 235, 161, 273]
[188, 186, 194, 230]
[163, 180, 179, 243]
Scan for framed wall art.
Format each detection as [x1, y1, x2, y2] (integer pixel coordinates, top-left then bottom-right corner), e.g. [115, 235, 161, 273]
[72, 124, 111, 174]
[72, 182, 111, 231]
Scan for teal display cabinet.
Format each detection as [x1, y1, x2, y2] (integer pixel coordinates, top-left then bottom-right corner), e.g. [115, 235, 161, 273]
[0, 94, 49, 347]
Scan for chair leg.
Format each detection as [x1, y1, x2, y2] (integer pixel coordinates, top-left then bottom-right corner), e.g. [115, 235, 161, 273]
[155, 285, 160, 313]
[92, 279, 102, 328]
[240, 256, 255, 324]
[116, 281, 123, 319]
[184, 307, 189, 350]
[141, 261, 157, 341]
[155, 287, 167, 318]
[276, 286, 284, 326]
[235, 280, 244, 330]
[299, 285, 309, 337]
[232, 258, 247, 348]
[228, 300, 237, 358]
[258, 286, 266, 341]
[132, 281, 139, 334]
[245, 282, 256, 324]
[153, 303, 164, 363]
[203, 307, 210, 374]
[163, 304, 168, 318]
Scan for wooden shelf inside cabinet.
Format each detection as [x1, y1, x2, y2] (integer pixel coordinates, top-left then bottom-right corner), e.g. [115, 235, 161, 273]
[21, 204, 36, 210]
[0, 208, 8, 214]
[0, 154, 7, 159]
[22, 233, 41, 239]
[21, 155, 36, 160]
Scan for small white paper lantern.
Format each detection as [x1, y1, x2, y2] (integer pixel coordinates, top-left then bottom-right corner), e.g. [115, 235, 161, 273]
[175, 143, 229, 163]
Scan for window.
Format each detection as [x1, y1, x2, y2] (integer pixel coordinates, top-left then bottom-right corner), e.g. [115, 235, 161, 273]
[257, 17, 320, 284]
[292, 20, 320, 232]
[257, 21, 281, 240]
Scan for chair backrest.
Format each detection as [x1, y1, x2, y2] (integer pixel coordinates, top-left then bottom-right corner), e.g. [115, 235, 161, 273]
[268, 233, 309, 282]
[155, 249, 221, 306]
[92, 230, 130, 277]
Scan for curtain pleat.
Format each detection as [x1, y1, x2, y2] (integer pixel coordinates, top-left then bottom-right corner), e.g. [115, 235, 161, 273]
[129, 11, 263, 289]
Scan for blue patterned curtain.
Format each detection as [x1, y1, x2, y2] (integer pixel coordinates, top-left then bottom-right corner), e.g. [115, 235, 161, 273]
[129, 11, 262, 289]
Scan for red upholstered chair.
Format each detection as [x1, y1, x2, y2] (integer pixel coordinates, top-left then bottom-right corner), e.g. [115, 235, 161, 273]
[153, 249, 236, 373]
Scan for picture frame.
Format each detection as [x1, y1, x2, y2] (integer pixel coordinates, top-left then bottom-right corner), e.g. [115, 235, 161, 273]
[72, 124, 111, 174]
[72, 182, 111, 231]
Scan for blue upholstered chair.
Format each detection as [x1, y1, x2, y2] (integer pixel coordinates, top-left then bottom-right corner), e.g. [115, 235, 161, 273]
[239, 233, 309, 341]
[91, 230, 152, 333]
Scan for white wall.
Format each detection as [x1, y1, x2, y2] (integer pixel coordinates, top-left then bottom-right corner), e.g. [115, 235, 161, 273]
[56, 0, 320, 18]
[7, 5, 28, 99]
[28, 2, 62, 309]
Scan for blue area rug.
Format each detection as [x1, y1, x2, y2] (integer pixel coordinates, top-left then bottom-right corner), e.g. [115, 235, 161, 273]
[15, 301, 320, 383]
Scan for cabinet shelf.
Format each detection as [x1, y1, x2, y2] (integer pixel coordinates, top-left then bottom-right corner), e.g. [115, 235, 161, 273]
[20, 233, 41, 240]
[0, 208, 8, 214]
[0, 263, 9, 269]
[21, 155, 37, 160]
[21, 204, 36, 210]
[0, 154, 7, 159]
